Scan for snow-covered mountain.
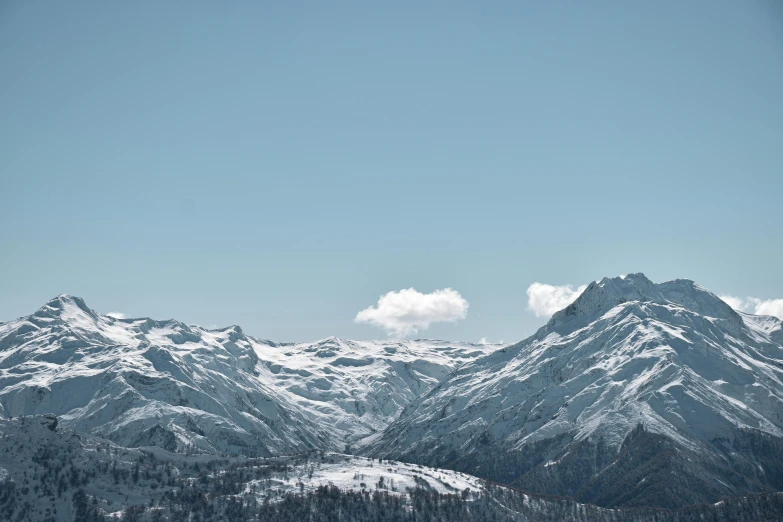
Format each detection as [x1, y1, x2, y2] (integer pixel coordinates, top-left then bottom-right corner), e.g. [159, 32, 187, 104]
[2, 415, 780, 521]
[365, 274, 783, 509]
[0, 414, 488, 519]
[0, 295, 498, 456]
[2, 275, 782, 515]
[253, 336, 498, 445]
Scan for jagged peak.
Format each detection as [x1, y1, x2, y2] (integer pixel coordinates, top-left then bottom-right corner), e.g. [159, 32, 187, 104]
[544, 273, 739, 336]
[316, 336, 347, 345]
[594, 272, 657, 293]
[43, 293, 81, 307]
[35, 294, 97, 320]
[208, 324, 244, 334]
[223, 325, 245, 342]
[551, 273, 659, 323]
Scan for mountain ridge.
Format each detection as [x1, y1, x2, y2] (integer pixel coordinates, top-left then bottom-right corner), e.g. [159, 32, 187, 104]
[364, 274, 783, 509]
[3, 413, 782, 521]
[1, 275, 782, 512]
[0, 294, 501, 456]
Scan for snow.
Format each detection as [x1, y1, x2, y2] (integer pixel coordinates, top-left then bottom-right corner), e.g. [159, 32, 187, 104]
[0, 415, 485, 520]
[0, 281, 781, 517]
[5, 415, 706, 521]
[0, 295, 502, 456]
[243, 454, 484, 500]
[368, 274, 783, 473]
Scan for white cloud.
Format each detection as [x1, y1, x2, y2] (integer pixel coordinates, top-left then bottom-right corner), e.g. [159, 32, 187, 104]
[355, 288, 468, 337]
[753, 299, 783, 319]
[719, 295, 783, 320]
[718, 295, 746, 311]
[106, 312, 127, 319]
[478, 337, 505, 345]
[526, 282, 588, 318]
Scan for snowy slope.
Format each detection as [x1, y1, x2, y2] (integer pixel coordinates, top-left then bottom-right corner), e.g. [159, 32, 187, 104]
[0, 295, 334, 456]
[2, 278, 783, 514]
[2, 415, 779, 522]
[252, 337, 499, 444]
[0, 415, 490, 519]
[0, 296, 498, 456]
[365, 274, 783, 508]
[245, 453, 485, 498]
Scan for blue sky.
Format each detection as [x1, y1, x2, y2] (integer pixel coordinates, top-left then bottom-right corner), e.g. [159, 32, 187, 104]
[1, 1, 782, 342]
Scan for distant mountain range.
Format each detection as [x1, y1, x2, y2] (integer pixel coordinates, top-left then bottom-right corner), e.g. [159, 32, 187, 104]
[0, 294, 497, 456]
[1, 273, 781, 519]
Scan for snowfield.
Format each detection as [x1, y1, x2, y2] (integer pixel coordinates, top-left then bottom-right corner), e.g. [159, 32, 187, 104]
[241, 453, 485, 500]
[252, 336, 500, 445]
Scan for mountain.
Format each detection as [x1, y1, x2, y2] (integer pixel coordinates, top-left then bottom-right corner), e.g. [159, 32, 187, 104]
[1, 414, 781, 522]
[253, 336, 498, 446]
[1, 275, 782, 517]
[364, 274, 783, 509]
[0, 295, 498, 457]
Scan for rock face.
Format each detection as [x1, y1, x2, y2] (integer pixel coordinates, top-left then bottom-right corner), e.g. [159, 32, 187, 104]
[364, 274, 783, 509]
[0, 295, 498, 456]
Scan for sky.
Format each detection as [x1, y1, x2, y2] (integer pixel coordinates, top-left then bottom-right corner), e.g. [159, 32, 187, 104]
[1, 1, 782, 342]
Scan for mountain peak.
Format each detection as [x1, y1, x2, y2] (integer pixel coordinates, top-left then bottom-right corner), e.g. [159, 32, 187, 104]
[46, 293, 77, 306]
[35, 294, 97, 320]
[544, 273, 738, 335]
[596, 272, 656, 292]
[548, 273, 659, 327]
